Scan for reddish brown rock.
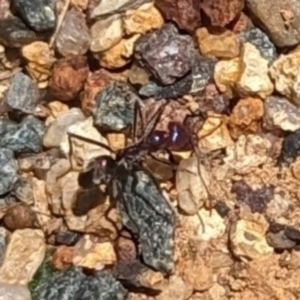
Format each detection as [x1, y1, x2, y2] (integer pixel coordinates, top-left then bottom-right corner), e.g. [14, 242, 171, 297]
[201, 0, 244, 27]
[51, 246, 74, 270]
[155, 0, 201, 33]
[115, 231, 137, 262]
[49, 55, 89, 101]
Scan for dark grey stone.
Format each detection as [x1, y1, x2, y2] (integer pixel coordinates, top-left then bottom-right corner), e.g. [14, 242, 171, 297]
[0, 149, 18, 195]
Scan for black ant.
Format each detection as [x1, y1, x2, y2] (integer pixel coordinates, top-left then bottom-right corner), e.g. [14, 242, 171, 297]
[67, 100, 214, 273]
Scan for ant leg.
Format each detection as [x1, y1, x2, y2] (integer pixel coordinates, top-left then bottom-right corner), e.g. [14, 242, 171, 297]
[67, 132, 114, 153]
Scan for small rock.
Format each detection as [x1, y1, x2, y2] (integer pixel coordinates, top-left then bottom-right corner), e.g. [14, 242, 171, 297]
[51, 246, 74, 270]
[198, 115, 234, 152]
[0, 229, 46, 285]
[60, 117, 111, 168]
[128, 63, 150, 86]
[4, 72, 39, 114]
[73, 235, 116, 269]
[3, 203, 38, 230]
[196, 27, 240, 58]
[222, 134, 272, 174]
[0, 116, 45, 154]
[35, 268, 128, 300]
[279, 129, 300, 163]
[246, 0, 300, 47]
[264, 95, 300, 131]
[90, 0, 150, 18]
[49, 55, 89, 101]
[123, 2, 163, 35]
[231, 180, 274, 213]
[230, 11, 253, 34]
[115, 232, 137, 262]
[236, 42, 273, 99]
[182, 258, 214, 292]
[106, 133, 126, 151]
[135, 23, 194, 85]
[11, 176, 34, 205]
[229, 97, 264, 139]
[55, 8, 91, 57]
[55, 227, 81, 246]
[155, 0, 201, 33]
[0, 282, 31, 300]
[93, 81, 140, 131]
[266, 231, 296, 250]
[156, 275, 192, 300]
[176, 156, 209, 214]
[195, 208, 227, 241]
[43, 108, 85, 148]
[21, 41, 55, 86]
[12, 0, 56, 32]
[0, 16, 36, 47]
[201, 0, 244, 27]
[214, 57, 240, 98]
[90, 15, 123, 53]
[113, 260, 165, 290]
[0, 149, 18, 196]
[81, 69, 118, 114]
[230, 211, 273, 260]
[269, 50, 300, 106]
[239, 27, 277, 63]
[98, 34, 140, 69]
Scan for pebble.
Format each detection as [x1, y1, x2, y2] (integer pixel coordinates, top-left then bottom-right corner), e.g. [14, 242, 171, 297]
[229, 97, 264, 138]
[0, 149, 18, 196]
[115, 232, 137, 262]
[12, 0, 56, 32]
[90, 0, 150, 18]
[182, 258, 214, 292]
[236, 42, 273, 99]
[123, 3, 164, 35]
[51, 246, 73, 270]
[90, 15, 123, 53]
[155, 0, 201, 33]
[0, 16, 36, 47]
[278, 130, 300, 164]
[269, 50, 300, 106]
[55, 227, 81, 246]
[98, 34, 140, 69]
[198, 115, 234, 152]
[264, 95, 300, 131]
[135, 23, 194, 85]
[4, 72, 39, 114]
[0, 229, 46, 285]
[0, 116, 45, 154]
[239, 27, 277, 63]
[93, 81, 139, 131]
[60, 117, 111, 168]
[43, 108, 85, 148]
[230, 211, 273, 260]
[21, 41, 55, 87]
[49, 55, 89, 101]
[196, 27, 240, 59]
[266, 231, 297, 250]
[176, 156, 209, 214]
[202, 0, 244, 27]
[156, 275, 192, 300]
[0, 282, 31, 300]
[113, 260, 165, 290]
[55, 8, 91, 57]
[246, 0, 300, 47]
[3, 203, 38, 230]
[73, 236, 117, 269]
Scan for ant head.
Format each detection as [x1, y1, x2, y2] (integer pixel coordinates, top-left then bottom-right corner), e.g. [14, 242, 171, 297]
[83, 155, 115, 186]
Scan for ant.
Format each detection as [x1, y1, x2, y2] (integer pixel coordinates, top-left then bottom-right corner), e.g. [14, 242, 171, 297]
[67, 99, 215, 273]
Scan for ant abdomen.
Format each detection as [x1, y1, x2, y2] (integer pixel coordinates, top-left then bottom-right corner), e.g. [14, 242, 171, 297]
[167, 122, 192, 151]
[147, 130, 168, 151]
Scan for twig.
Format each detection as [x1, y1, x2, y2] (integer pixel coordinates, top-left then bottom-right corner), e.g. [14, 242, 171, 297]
[49, 0, 70, 48]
